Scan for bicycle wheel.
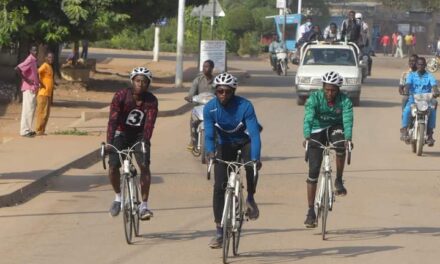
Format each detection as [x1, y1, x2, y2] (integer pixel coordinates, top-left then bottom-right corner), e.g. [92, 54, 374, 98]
[232, 191, 244, 256]
[122, 176, 133, 244]
[321, 173, 330, 240]
[132, 177, 141, 237]
[222, 190, 233, 264]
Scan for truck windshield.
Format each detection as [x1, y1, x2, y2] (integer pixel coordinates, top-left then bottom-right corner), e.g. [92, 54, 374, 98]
[303, 48, 356, 66]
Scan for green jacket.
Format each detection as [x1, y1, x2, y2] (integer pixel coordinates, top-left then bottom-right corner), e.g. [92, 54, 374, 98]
[303, 89, 353, 140]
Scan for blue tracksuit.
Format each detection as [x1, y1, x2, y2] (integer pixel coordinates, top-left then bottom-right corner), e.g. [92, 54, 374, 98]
[204, 96, 261, 160]
[402, 71, 437, 129]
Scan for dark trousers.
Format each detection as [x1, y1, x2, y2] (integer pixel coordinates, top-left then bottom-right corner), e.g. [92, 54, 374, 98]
[213, 141, 257, 223]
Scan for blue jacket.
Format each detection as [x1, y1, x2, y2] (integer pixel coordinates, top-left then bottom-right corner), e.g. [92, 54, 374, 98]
[204, 96, 261, 160]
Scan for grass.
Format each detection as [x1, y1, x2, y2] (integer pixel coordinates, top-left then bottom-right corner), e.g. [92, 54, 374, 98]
[52, 128, 89, 136]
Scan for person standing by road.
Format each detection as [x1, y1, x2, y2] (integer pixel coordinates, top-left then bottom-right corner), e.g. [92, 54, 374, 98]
[184, 59, 215, 150]
[391, 32, 398, 55]
[106, 67, 158, 220]
[303, 71, 353, 228]
[405, 33, 413, 56]
[15, 45, 40, 138]
[35, 52, 55, 136]
[81, 40, 89, 60]
[380, 34, 390, 56]
[395, 32, 404, 59]
[411, 33, 417, 54]
[204, 72, 262, 248]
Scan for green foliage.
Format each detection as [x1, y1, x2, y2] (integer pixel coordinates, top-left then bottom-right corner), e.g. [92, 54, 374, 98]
[0, 1, 27, 46]
[237, 32, 260, 56]
[224, 6, 255, 37]
[53, 128, 88, 136]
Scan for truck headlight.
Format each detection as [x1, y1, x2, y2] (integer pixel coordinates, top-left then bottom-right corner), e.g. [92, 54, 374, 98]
[297, 76, 311, 84]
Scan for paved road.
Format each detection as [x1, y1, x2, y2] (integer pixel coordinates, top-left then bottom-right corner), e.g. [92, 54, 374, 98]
[1, 58, 440, 264]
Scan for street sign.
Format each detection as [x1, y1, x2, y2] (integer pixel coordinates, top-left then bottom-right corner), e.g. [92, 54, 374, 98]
[199, 40, 226, 72]
[276, 0, 286, 9]
[191, 0, 225, 17]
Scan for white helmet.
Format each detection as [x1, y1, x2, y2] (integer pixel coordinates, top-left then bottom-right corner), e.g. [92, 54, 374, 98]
[355, 13, 362, 20]
[213, 72, 238, 89]
[130, 67, 153, 82]
[322, 71, 344, 87]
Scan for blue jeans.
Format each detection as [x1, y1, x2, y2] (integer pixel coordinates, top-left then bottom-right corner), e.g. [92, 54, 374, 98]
[402, 97, 437, 130]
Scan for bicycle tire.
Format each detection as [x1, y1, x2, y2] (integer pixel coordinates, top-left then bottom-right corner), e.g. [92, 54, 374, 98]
[133, 177, 141, 237]
[122, 176, 133, 244]
[321, 174, 330, 240]
[222, 190, 233, 264]
[232, 192, 244, 256]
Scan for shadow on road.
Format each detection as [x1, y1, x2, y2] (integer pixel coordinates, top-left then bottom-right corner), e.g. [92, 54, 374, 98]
[358, 100, 400, 108]
[261, 156, 301, 162]
[327, 226, 440, 241]
[238, 246, 402, 263]
[363, 78, 398, 88]
[53, 99, 108, 109]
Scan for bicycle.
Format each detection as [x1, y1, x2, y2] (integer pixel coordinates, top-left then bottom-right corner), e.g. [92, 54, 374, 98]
[101, 141, 148, 244]
[305, 138, 352, 240]
[208, 151, 258, 264]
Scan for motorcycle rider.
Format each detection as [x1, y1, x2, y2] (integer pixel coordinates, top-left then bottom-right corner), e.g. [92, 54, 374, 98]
[323, 23, 341, 42]
[401, 57, 439, 146]
[399, 54, 418, 110]
[303, 71, 353, 228]
[185, 60, 215, 150]
[269, 35, 285, 71]
[204, 72, 262, 248]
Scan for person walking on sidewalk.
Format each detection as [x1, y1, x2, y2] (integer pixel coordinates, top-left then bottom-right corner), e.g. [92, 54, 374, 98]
[395, 32, 404, 59]
[35, 52, 55, 136]
[405, 34, 413, 56]
[184, 59, 215, 150]
[380, 34, 390, 56]
[106, 67, 158, 220]
[15, 45, 40, 138]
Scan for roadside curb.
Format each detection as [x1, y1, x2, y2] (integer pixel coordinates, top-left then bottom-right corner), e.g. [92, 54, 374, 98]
[0, 148, 100, 208]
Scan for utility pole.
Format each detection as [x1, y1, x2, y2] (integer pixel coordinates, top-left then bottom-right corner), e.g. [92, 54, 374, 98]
[153, 24, 160, 62]
[296, 0, 303, 41]
[175, 0, 185, 88]
[211, 0, 216, 40]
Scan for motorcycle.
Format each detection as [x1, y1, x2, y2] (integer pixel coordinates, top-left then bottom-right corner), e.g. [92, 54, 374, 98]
[190, 92, 215, 164]
[276, 48, 288, 76]
[408, 93, 433, 156]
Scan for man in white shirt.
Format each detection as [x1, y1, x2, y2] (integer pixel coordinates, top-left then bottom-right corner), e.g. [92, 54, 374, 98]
[299, 16, 313, 39]
[395, 32, 404, 59]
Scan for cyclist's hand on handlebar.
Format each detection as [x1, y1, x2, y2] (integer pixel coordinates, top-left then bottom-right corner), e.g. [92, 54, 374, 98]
[303, 138, 310, 148]
[207, 152, 215, 161]
[345, 140, 354, 150]
[184, 96, 192, 102]
[398, 86, 404, 95]
[255, 160, 262, 170]
[104, 145, 112, 154]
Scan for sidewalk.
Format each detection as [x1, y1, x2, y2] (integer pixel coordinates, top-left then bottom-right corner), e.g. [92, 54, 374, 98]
[0, 58, 248, 207]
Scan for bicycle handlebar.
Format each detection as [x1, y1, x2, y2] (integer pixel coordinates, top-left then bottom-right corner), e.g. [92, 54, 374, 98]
[207, 158, 257, 178]
[100, 141, 147, 170]
[304, 139, 352, 165]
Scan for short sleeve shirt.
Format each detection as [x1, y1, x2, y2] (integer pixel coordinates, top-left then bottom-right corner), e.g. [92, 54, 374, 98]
[406, 71, 437, 95]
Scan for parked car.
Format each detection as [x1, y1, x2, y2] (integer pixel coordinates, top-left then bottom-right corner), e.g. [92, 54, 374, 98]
[294, 41, 363, 106]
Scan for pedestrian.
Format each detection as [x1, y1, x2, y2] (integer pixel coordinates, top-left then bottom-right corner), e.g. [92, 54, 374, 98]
[411, 33, 417, 54]
[35, 52, 55, 136]
[81, 39, 89, 60]
[380, 34, 390, 56]
[405, 33, 413, 56]
[395, 32, 404, 59]
[15, 45, 40, 137]
[392, 31, 398, 55]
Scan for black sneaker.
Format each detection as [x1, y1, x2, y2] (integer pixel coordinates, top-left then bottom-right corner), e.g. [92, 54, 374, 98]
[304, 208, 316, 228]
[427, 135, 435, 147]
[209, 235, 223, 249]
[109, 201, 121, 217]
[335, 178, 347, 196]
[22, 132, 35, 138]
[246, 199, 260, 220]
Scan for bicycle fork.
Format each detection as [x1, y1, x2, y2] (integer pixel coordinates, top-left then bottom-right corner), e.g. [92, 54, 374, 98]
[221, 172, 237, 229]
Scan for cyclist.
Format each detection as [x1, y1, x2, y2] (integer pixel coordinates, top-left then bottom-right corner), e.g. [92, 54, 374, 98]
[399, 54, 418, 110]
[204, 72, 262, 248]
[185, 60, 215, 150]
[106, 67, 158, 220]
[303, 71, 353, 228]
[401, 57, 439, 146]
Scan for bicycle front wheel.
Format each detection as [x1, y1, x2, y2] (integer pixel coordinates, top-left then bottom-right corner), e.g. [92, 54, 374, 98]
[232, 191, 244, 256]
[321, 173, 330, 240]
[222, 190, 233, 264]
[122, 176, 133, 244]
[132, 178, 141, 237]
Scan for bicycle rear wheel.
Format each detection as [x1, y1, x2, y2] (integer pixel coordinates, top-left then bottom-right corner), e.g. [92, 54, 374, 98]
[132, 178, 141, 237]
[321, 173, 330, 240]
[122, 176, 133, 244]
[232, 191, 244, 256]
[222, 190, 233, 264]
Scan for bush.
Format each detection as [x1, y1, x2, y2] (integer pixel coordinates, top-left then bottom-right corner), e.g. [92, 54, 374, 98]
[238, 32, 260, 56]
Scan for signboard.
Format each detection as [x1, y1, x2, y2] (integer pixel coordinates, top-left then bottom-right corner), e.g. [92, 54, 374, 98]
[191, 0, 225, 17]
[199, 40, 226, 72]
[276, 0, 286, 9]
